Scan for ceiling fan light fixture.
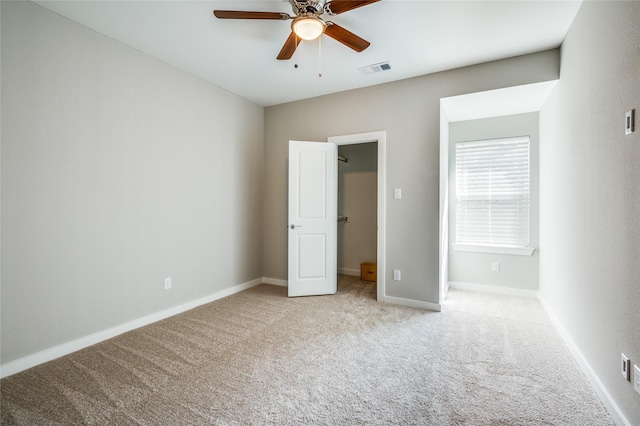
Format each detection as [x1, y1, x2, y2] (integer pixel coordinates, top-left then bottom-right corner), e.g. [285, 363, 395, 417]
[292, 16, 325, 41]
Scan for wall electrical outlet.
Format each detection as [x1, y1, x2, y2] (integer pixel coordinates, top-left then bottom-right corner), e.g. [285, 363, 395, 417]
[634, 365, 640, 395]
[393, 269, 401, 281]
[621, 353, 630, 381]
[491, 262, 500, 272]
[164, 277, 172, 290]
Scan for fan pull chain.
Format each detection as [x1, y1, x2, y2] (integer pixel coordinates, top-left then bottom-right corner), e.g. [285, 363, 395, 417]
[294, 33, 299, 69]
[318, 36, 322, 78]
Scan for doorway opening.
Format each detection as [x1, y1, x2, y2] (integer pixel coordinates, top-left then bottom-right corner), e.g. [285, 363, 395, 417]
[336, 142, 378, 298]
[329, 131, 386, 302]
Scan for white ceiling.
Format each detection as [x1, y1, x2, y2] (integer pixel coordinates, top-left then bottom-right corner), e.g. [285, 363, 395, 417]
[33, 0, 582, 107]
[442, 80, 559, 122]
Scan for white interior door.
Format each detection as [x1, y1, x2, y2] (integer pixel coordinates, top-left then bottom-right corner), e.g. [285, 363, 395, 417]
[288, 140, 337, 297]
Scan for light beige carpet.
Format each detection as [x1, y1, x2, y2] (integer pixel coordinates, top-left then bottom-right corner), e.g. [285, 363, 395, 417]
[1, 276, 613, 425]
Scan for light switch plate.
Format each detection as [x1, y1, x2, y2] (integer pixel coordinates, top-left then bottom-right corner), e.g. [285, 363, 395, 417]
[625, 109, 635, 135]
[634, 365, 640, 395]
[394, 188, 402, 200]
[622, 353, 630, 380]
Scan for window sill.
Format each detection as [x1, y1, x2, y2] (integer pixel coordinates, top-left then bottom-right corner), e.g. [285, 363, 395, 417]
[453, 244, 535, 256]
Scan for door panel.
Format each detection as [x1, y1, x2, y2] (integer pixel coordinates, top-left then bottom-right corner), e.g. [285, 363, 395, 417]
[298, 151, 326, 219]
[298, 234, 326, 279]
[288, 141, 337, 297]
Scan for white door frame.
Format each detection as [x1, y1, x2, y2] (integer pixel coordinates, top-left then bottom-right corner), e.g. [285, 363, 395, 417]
[328, 131, 386, 302]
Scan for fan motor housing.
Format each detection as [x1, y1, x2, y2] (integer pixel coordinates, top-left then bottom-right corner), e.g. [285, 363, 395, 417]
[290, 0, 326, 16]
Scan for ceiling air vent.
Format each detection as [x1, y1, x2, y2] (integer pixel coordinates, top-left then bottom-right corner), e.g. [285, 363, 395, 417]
[359, 61, 392, 76]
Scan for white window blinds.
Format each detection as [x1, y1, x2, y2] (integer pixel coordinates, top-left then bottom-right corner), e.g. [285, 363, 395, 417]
[455, 136, 530, 248]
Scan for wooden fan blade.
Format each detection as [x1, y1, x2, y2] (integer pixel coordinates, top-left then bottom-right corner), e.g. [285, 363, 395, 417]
[213, 10, 290, 20]
[277, 32, 302, 60]
[324, 23, 370, 52]
[325, 0, 380, 15]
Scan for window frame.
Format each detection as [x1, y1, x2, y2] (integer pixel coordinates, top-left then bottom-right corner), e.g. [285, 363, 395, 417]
[453, 135, 535, 256]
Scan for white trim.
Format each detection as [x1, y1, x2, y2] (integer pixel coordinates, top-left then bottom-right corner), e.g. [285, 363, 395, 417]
[383, 296, 442, 312]
[538, 295, 631, 426]
[328, 131, 386, 305]
[448, 281, 538, 299]
[263, 277, 288, 287]
[453, 244, 535, 256]
[439, 108, 450, 305]
[0, 278, 264, 379]
[338, 268, 360, 277]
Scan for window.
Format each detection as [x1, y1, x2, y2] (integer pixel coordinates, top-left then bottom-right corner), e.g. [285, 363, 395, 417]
[455, 136, 533, 255]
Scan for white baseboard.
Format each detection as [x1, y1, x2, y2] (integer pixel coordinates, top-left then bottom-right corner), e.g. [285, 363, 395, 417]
[263, 277, 287, 287]
[338, 268, 360, 277]
[443, 281, 451, 300]
[448, 281, 539, 299]
[383, 295, 442, 312]
[0, 278, 264, 379]
[538, 295, 630, 426]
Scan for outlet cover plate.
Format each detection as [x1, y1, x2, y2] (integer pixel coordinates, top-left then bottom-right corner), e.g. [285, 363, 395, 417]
[164, 277, 172, 290]
[634, 365, 640, 395]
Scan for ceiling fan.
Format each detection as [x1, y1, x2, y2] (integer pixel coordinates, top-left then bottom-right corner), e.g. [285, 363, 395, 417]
[213, 0, 380, 60]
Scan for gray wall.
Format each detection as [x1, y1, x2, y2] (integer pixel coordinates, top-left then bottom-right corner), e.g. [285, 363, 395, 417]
[539, 1, 640, 424]
[1, 1, 264, 364]
[449, 113, 539, 291]
[264, 49, 560, 304]
[337, 143, 377, 275]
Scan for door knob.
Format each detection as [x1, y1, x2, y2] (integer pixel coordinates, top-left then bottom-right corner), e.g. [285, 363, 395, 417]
[290, 224, 302, 229]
